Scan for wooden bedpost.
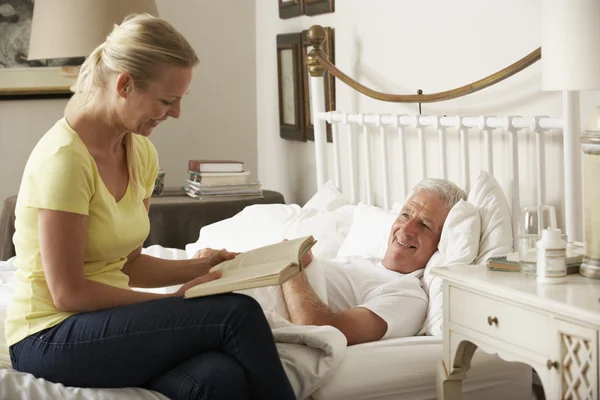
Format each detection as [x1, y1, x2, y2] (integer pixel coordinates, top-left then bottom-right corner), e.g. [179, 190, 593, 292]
[307, 25, 328, 190]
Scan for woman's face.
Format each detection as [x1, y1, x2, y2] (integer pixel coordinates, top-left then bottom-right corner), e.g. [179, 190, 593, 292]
[117, 64, 194, 136]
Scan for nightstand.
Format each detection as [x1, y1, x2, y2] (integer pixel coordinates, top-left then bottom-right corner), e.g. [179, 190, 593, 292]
[144, 189, 285, 249]
[433, 266, 599, 400]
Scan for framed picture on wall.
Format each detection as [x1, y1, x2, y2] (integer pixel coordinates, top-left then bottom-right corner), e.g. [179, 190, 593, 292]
[0, 0, 79, 99]
[279, 0, 303, 19]
[277, 33, 305, 141]
[304, 0, 335, 16]
[302, 27, 335, 142]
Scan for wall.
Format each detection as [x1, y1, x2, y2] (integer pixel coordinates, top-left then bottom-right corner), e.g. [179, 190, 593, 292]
[255, 0, 600, 221]
[0, 0, 257, 205]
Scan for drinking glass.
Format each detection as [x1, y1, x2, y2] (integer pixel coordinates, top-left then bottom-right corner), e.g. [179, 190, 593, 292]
[518, 205, 558, 276]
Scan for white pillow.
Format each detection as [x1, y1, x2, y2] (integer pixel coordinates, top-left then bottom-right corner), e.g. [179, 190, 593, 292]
[187, 202, 356, 262]
[336, 203, 400, 260]
[418, 199, 481, 336]
[302, 181, 349, 212]
[0, 257, 17, 368]
[468, 171, 513, 264]
[284, 205, 355, 260]
[185, 204, 302, 256]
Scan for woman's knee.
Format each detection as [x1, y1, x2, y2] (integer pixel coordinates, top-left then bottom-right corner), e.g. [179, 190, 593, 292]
[229, 293, 263, 315]
[186, 352, 250, 400]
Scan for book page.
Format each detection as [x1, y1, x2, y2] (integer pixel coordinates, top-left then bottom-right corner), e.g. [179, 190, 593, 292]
[209, 236, 314, 276]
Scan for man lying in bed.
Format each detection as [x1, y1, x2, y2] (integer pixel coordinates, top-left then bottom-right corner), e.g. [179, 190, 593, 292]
[282, 179, 467, 345]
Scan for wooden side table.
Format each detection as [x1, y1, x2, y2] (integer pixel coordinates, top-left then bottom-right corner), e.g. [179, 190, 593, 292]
[433, 266, 599, 400]
[144, 189, 285, 249]
[0, 190, 285, 260]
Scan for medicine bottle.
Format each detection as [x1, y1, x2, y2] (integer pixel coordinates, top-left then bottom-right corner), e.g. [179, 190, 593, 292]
[536, 228, 567, 284]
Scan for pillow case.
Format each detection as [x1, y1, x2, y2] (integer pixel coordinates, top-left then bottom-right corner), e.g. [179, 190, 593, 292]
[185, 203, 302, 256]
[186, 181, 352, 257]
[302, 180, 348, 212]
[468, 171, 513, 264]
[0, 257, 16, 368]
[284, 205, 355, 260]
[336, 203, 402, 260]
[418, 199, 481, 336]
[186, 203, 355, 261]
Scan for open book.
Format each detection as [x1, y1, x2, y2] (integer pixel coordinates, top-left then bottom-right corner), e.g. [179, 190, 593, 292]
[184, 235, 317, 299]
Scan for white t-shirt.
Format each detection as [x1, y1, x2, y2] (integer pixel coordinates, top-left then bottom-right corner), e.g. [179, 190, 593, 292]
[323, 256, 428, 340]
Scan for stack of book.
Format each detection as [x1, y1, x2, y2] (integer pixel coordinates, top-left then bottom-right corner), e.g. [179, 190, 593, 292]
[184, 160, 263, 199]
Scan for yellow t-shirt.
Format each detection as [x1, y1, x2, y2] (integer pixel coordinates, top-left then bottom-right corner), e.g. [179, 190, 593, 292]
[5, 118, 159, 347]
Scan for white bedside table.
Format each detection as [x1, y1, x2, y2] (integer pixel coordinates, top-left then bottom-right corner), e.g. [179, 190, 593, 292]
[432, 265, 599, 400]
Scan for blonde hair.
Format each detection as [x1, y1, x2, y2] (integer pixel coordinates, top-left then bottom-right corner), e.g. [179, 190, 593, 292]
[76, 13, 199, 193]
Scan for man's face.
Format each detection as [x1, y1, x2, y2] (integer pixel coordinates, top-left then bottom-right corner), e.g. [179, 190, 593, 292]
[382, 190, 450, 273]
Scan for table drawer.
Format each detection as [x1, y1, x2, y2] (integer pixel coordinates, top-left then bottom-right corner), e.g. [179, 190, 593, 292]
[448, 285, 554, 356]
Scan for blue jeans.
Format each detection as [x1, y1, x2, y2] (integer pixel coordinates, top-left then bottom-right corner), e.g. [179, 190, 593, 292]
[9, 294, 295, 400]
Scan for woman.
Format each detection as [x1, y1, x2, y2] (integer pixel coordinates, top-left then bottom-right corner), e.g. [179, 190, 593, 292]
[6, 14, 295, 400]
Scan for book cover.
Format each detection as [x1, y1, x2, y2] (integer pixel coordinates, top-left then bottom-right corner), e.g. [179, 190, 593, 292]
[487, 248, 583, 274]
[183, 192, 265, 201]
[184, 236, 316, 298]
[186, 181, 261, 191]
[188, 170, 250, 185]
[188, 160, 244, 173]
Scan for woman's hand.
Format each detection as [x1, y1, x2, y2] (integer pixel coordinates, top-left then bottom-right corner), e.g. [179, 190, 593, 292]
[193, 248, 239, 262]
[174, 271, 222, 297]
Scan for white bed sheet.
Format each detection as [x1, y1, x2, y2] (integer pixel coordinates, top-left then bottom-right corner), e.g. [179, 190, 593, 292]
[0, 251, 531, 400]
[313, 336, 532, 400]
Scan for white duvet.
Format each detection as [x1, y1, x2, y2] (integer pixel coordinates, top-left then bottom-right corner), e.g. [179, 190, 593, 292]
[0, 248, 347, 400]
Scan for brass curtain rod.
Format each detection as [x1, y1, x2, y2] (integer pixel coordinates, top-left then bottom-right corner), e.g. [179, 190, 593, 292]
[306, 25, 541, 104]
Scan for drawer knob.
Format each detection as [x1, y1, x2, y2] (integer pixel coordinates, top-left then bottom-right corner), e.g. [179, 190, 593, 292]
[487, 316, 498, 326]
[547, 360, 559, 370]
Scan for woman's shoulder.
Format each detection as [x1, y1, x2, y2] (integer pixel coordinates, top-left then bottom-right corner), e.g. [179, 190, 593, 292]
[131, 134, 158, 169]
[131, 134, 157, 156]
[29, 118, 92, 168]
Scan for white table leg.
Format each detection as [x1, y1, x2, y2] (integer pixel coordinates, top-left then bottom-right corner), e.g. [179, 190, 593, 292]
[438, 340, 478, 400]
[437, 361, 463, 400]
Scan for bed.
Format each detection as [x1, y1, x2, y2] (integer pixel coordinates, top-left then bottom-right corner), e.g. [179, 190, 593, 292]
[0, 22, 584, 400]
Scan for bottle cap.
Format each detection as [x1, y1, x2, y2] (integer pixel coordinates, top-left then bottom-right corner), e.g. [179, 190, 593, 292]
[537, 228, 567, 249]
[542, 228, 562, 242]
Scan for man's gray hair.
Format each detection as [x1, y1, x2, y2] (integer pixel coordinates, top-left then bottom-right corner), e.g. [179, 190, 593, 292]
[410, 178, 467, 210]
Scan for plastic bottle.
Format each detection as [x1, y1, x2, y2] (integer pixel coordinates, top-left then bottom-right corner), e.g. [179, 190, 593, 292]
[536, 228, 567, 284]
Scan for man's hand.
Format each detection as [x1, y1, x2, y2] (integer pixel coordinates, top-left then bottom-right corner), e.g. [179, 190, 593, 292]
[282, 239, 313, 268]
[301, 249, 313, 268]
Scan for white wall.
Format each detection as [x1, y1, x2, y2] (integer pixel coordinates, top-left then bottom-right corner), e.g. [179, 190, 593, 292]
[256, 0, 600, 219]
[0, 0, 257, 205]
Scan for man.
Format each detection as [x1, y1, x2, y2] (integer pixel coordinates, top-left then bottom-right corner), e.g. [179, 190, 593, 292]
[282, 178, 467, 345]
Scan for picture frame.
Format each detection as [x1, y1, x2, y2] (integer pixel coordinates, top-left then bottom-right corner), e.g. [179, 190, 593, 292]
[0, 68, 74, 99]
[278, 0, 303, 19]
[277, 33, 305, 141]
[0, 0, 78, 99]
[303, 0, 335, 16]
[302, 27, 335, 142]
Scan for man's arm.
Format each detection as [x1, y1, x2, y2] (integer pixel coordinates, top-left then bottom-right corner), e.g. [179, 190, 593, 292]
[282, 273, 387, 345]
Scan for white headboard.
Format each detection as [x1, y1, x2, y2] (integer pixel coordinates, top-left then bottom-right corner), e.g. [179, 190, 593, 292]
[306, 26, 583, 244]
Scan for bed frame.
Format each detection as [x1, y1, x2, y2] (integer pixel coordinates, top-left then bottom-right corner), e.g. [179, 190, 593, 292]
[305, 25, 583, 244]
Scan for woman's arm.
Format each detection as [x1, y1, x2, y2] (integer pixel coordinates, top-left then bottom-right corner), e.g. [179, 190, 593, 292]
[38, 208, 220, 313]
[122, 248, 233, 288]
[121, 197, 235, 288]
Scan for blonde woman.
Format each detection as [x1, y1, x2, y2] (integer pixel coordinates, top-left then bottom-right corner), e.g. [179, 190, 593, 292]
[5, 14, 295, 400]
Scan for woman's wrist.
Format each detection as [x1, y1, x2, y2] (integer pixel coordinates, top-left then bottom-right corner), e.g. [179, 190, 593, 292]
[187, 257, 211, 277]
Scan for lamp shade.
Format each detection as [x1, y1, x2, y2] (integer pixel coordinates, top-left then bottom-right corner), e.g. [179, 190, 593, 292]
[541, 0, 600, 91]
[28, 0, 158, 60]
